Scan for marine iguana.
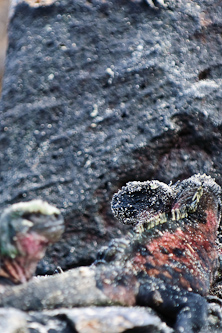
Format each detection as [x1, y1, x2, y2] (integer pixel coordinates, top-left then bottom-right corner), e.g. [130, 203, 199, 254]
[0, 174, 221, 333]
[0, 200, 64, 285]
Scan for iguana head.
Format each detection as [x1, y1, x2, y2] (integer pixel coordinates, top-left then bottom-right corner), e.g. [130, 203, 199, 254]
[171, 174, 221, 233]
[0, 200, 64, 284]
[112, 174, 221, 234]
[111, 179, 174, 230]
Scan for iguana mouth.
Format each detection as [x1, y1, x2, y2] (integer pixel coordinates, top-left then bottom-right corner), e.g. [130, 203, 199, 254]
[135, 185, 204, 233]
[134, 211, 168, 233]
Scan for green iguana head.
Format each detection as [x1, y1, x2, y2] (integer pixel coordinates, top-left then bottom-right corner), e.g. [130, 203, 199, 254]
[0, 200, 64, 284]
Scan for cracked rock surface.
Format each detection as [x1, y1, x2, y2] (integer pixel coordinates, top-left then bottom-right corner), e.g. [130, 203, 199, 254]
[1, 0, 222, 331]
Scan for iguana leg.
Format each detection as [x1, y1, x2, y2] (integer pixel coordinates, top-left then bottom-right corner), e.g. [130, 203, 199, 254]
[137, 278, 207, 333]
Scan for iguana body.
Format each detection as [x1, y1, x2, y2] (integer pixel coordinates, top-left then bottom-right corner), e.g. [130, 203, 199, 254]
[0, 175, 221, 333]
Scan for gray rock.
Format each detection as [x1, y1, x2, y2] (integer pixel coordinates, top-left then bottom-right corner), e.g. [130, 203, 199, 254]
[204, 301, 222, 333]
[1, 0, 222, 331]
[0, 308, 28, 333]
[28, 307, 173, 333]
[0, 306, 172, 333]
[0, 0, 222, 274]
[1, 0, 222, 273]
[0, 303, 222, 333]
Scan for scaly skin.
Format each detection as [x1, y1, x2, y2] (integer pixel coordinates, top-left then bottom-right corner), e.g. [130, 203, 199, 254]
[0, 200, 64, 284]
[0, 175, 220, 333]
[95, 174, 221, 332]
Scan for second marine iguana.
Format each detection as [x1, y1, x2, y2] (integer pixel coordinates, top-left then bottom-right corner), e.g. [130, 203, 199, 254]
[0, 174, 221, 333]
[0, 200, 64, 285]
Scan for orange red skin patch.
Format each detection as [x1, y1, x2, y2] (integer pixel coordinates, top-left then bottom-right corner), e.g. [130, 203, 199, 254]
[100, 175, 221, 331]
[98, 207, 219, 305]
[132, 208, 219, 296]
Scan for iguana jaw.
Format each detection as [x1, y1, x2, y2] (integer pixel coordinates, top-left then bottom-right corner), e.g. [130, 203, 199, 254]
[134, 211, 168, 233]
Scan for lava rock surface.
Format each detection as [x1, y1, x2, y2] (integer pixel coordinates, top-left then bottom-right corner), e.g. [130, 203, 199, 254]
[1, 1, 222, 331]
[1, 0, 222, 277]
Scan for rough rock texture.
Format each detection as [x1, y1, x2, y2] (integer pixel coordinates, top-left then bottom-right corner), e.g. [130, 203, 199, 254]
[1, 0, 222, 330]
[0, 308, 28, 333]
[1, 0, 222, 274]
[0, 306, 172, 333]
[1, 304, 222, 332]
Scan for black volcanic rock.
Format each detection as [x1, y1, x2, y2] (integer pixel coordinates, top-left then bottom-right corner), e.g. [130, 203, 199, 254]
[3, 1, 222, 331]
[1, 0, 222, 276]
